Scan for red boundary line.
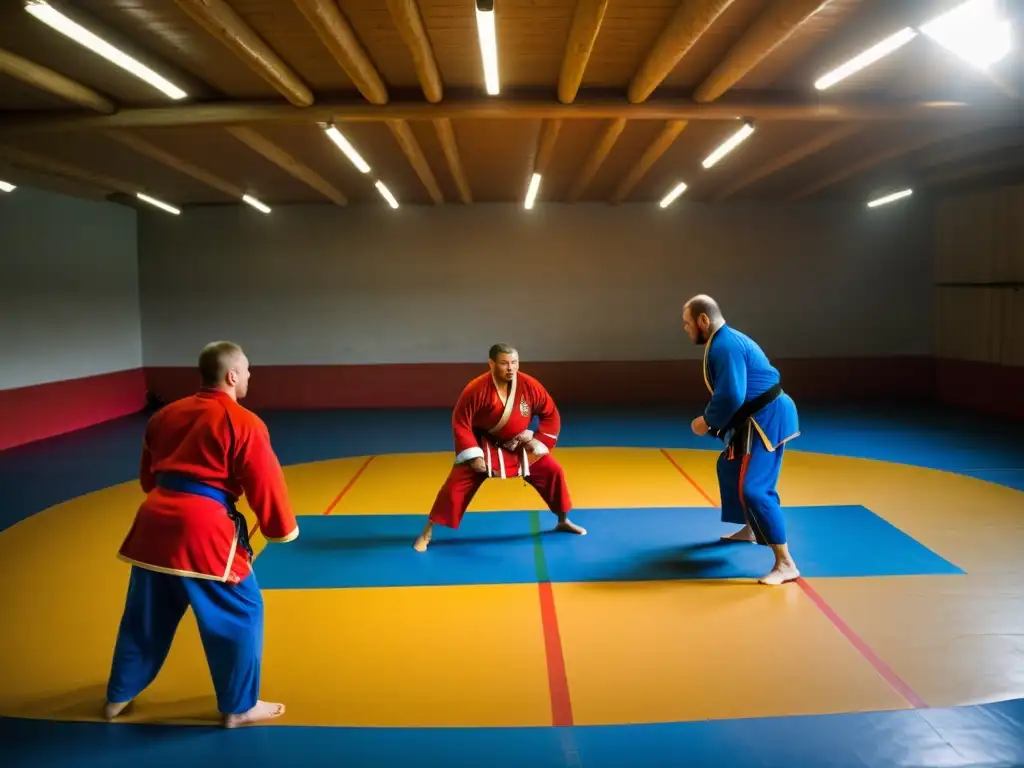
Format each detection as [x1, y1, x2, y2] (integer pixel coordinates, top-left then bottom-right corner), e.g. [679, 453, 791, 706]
[537, 581, 574, 727]
[248, 454, 376, 540]
[659, 447, 929, 710]
[324, 455, 376, 515]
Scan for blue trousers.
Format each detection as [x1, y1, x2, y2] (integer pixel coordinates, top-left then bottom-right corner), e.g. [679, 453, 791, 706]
[106, 566, 263, 715]
[717, 423, 788, 546]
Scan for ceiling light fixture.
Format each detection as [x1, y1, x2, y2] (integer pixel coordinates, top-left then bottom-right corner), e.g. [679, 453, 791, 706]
[324, 124, 371, 174]
[0, 181, 16, 193]
[919, 0, 1011, 70]
[375, 180, 399, 209]
[475, 0, 500, 96]
[659, 181, 688, 208]
[702, 122, 754, 169]
[24, 0, 187, 99]
[242, 195, 271, 213]
[814, 27, 919, 90]
[136, 192, 180, 215]
[867, 188, 913, 208]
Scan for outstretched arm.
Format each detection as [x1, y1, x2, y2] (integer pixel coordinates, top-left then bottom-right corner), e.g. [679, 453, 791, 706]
[235, 420, 298, 543]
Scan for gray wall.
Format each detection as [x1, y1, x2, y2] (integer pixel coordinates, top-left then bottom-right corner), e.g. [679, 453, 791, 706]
[0, 186, 141, 389]
[138, 200, 934, 366]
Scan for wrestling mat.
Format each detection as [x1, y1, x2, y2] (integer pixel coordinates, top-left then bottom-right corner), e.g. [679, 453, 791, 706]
[2, 408, 1024, 766]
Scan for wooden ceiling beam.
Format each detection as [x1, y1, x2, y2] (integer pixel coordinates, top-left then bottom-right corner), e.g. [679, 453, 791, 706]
[2, 94, 1011, 133]
[568, 118, 626, 202]
[558, 0, 610, 104]
[386, 119, 443, 204]
[533, 119, 563, 176]
[712, 121, 861, 200]
[293, 0, 388, 105]
[787, 124, 980, 200]
[0, 48, 115, 114]
[0, 144, 139, 196]
[628, 0, 736, 104]
[104, 129, 244, 199]
[173, 0, 313, 107]
[693, 0, 832, 103]
[434, 118, 471, 203]
[225, 126, 348, 205]
[610, 119, 688, 203]
[387, 0, 442, 103]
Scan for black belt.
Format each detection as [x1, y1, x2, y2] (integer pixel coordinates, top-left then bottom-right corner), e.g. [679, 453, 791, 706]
[155, 472, 254, 560]
[709, 383, 783, 439]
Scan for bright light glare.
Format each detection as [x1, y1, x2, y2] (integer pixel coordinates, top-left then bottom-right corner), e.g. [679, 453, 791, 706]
[919, 0, 1011, 70]
[0, 181, 15, 193]
[242, 195, 271, 213]
[524, 173, 541, 210]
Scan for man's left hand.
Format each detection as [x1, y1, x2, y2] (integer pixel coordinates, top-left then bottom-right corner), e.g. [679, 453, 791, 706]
[691, 416, 709, 436]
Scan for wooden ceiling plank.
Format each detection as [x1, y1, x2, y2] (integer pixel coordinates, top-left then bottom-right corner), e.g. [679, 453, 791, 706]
[694, 0, 832, 103]
[387, 0, 442, 103]
[173, 0, 314, 107]
[225, 125, 347, 205]
[4, 94, 1011, 133]
[292, 0, 388, 105]
[628, 0, 737, 104]
[434, 118, 471, 203]
[713, 121, 860, 200]
[611, 119, 688, 203]
[558, 0, 610, 104]
[0, 48, 115, 114]
[104, 129, 244, 199]
[0, 143, 137, 196]
[787, 124, 984, 200]
[568, 117, 626, 201]
[386, 119, 444, 204]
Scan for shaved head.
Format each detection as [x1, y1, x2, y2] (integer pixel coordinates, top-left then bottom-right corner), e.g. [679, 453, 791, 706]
[682, 294, 724, 345]
[198, 341, 251, 399]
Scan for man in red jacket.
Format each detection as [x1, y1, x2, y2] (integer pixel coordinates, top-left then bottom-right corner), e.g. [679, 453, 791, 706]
[413, 343, 586, 552]
[105, 341, 299, 728]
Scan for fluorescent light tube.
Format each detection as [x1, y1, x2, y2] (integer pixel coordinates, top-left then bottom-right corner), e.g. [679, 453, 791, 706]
[659, 181, 688, 208]
[242, 194, 271, 213]
[524, 173, 541, 209]
[136, 192, 180, 214]
[475, 1, 499, 95]
[702, 122, 754, 169]
[375, 180, 399, 209]
[324, 125, 371, 174]
[814, 27, 918, 90]
[867, 188, 913, 208]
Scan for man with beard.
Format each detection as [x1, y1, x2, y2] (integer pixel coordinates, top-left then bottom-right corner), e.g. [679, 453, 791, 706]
[682, 295, 801, 585]
[413, 343, 586, 552]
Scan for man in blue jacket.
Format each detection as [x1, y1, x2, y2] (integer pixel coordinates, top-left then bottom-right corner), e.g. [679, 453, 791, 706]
[682, 295, 801, 585]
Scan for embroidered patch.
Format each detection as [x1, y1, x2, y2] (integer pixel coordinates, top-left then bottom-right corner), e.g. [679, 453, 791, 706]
[519, 395, 530, 417]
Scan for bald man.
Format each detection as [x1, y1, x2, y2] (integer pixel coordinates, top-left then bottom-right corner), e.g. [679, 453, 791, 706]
[682, 296, 801, 585]
[105, 341, 298, 727]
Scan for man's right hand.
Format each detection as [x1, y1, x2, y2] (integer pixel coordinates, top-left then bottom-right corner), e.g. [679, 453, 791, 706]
[469, 457, 487, 473]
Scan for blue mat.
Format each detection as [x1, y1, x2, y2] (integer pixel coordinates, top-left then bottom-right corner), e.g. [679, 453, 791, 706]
[6, 697, 1024, 767]
[255, 505, 964, 590]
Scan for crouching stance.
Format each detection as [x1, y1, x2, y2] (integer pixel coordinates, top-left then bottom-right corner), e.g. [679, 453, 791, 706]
[683, 296, 802, 586]
[414, 344, 585, 552]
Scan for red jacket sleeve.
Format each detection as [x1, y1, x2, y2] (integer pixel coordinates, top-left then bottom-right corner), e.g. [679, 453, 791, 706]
[528, 378, 561, 450]
[234, 415, 299, 543]
[452, 382, 484, 463]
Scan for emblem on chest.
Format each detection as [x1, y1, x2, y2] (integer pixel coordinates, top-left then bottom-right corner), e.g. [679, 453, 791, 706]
[519, 396, 530, 417]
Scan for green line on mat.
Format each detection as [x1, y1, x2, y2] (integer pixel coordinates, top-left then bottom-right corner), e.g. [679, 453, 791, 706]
[530, 510, 550, 583]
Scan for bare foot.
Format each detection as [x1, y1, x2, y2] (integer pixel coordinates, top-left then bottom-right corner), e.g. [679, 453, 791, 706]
[104, 700, 131, 720]
[722, 524, 756, 543]
[759, 562, 800, 585]
[223, 701, 285, 728]
[413, 532, 431, 552]
[555, 518, 586, 535]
